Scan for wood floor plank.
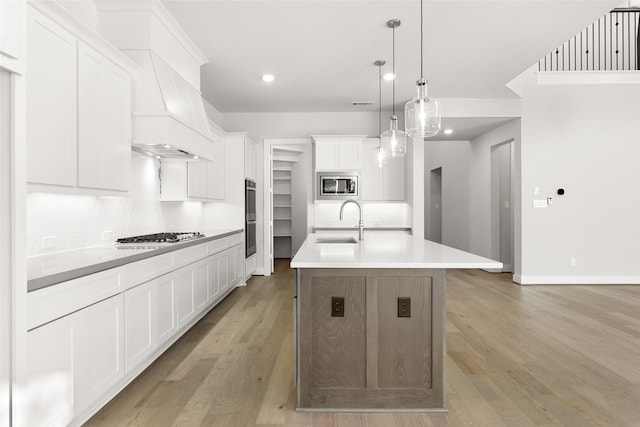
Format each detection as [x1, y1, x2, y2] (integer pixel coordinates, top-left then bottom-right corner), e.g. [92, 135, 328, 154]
[86, 262, 640, 427]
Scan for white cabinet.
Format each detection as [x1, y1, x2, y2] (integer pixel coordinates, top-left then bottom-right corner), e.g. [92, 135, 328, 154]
[78, 42, 131, 191]
[228, 244, 243, 287]
[208, 253, 222, 303]
[124, 273, 177, 372]
[0, 0, 24, 73]
[80, 294, 125, 406]
[26, 312, 81, 427]
[24, 234, 243, 425]
[206, 140, 225, 199]
[161, 145, 225, 201]
[26, 6, 77, 187]
[187, 161, 208, 199]
[245, 136, 257, 180]
[312, 135, 366, 170]
[155, 272, 178, 344]
[26, 294, 124, 427]
[361, 139, 405, 201]
[124, 280, 154, 372]
[177, 257, 209, 330]
[26, 6, 132, 192]
[219, 250, 230, 293]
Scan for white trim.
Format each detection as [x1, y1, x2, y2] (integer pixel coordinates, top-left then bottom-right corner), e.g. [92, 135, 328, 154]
[516, 275, 640, 285]
[94, 0, 208, 66]
[27, 0, 138, 74]
[537, 70, 640, 86]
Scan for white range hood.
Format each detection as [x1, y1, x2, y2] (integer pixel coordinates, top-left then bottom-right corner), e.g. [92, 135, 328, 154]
[126, 49, 215, 159]
[95, 0, 215, 160]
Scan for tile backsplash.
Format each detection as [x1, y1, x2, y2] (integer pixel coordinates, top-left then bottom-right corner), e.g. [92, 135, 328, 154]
[27, 154, 206, 256]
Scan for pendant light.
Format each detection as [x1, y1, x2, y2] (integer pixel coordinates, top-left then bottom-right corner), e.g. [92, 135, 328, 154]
[380, 19, 408, 158]
[404, 0, 441, 137]
[374, 59, 386, 168]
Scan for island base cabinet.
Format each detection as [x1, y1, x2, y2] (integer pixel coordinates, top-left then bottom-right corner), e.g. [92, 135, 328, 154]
[296, 268, 445, 410]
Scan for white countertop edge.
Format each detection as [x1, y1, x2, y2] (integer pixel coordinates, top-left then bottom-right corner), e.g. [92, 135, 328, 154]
[290, 262, 501, 269]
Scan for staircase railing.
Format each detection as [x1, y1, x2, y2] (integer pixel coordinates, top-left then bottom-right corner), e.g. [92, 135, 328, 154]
[538, 8, 640, 71]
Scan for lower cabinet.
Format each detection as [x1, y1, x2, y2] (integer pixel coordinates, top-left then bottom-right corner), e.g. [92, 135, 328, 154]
[219, 250, 230, 293]
[177, 257, 209, 330]
[208, 251, 224, 303]
[26, 311, 80, 427]
[124, 273, 177, 373]
[26, 294, 124, 426]
[80, 295, 125, 406]
[25, 235, 244, 426]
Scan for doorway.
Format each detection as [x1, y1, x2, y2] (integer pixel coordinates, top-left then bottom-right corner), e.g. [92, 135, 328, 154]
[429, 167, 442, 243]
[490, 141, 514, 272]
[263, 140, 312, 276]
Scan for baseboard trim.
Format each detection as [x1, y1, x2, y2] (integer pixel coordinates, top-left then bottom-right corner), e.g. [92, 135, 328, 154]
[515, 275, 640, 285]
[253, 267, 266, 276]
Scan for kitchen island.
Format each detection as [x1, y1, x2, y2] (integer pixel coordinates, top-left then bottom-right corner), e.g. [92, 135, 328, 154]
[290, 233, 502, 411]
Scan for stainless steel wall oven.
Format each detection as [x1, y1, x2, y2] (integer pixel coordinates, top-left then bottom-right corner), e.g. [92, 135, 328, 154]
[245, 179, 256, 257]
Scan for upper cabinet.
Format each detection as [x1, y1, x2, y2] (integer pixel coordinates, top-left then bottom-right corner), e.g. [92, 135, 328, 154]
[160, 154, 225, 202]
[26, 5, 135, 193]
[312, 135, 366, 171]
[78, 42, 131, 191]
[26, 7, 77, 187]
[361, 139, 405, 201]
[0, 0, 25, 73]
[244, 136, 257, 181]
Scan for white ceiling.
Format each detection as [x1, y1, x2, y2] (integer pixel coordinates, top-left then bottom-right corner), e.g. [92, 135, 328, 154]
[163, 0, 619, 116]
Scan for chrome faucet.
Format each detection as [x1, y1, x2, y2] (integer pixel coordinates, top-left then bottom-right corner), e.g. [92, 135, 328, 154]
[339, 199, 364, 241]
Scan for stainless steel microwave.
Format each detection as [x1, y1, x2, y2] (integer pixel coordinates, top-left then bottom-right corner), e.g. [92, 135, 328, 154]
[316, 172, 360, 200]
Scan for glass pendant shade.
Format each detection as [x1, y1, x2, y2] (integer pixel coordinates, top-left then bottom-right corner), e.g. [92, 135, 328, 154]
[380, 115, 407, 158]
[405, 78, 441, 137]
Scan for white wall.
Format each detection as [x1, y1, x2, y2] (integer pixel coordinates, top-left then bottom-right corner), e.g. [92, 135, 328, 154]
[514, 67, 640, 284]
[423, 140, 471, 251]
[314, 202, 411, 228]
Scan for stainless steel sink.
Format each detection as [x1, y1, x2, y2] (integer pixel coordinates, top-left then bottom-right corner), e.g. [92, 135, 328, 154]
[315, 237, 358, 244]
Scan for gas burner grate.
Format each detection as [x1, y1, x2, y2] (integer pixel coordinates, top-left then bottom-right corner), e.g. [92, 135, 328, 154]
[116, 232, 205, 244]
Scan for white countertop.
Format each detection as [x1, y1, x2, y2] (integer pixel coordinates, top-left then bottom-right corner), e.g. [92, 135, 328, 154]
[291, 233, 502, 269]
[28, 228, 242, 291]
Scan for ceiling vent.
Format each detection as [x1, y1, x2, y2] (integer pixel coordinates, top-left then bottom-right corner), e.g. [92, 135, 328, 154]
[351, 101, 375, 106]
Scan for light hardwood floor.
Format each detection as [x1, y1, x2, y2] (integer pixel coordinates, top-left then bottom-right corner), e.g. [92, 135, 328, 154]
[86, 260, 640, 426]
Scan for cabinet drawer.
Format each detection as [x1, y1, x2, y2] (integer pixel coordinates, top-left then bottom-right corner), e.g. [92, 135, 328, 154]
[28, 269, 122, 330]
[121, 252, 174, 289]
[209, 237, 229, 254]
[174, 243, 209, 267]
[228, 233, 242, 247]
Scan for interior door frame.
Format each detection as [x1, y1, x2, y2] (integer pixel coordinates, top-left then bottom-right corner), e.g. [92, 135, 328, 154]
[262, 139, 310, 276]
[490, 139, 515, 273]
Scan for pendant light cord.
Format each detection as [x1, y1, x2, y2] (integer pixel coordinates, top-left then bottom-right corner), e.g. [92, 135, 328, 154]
[392, 23, 396, 116]
[420, 0, 424, 79]
[378, 64, 382, 136]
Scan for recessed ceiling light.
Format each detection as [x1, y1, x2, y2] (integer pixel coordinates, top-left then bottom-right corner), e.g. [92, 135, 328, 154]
[383, 73, 395, 81]
[261, 74, 275, 82]
[443, 129, 453, 135]
[192, 155, 199, 159]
